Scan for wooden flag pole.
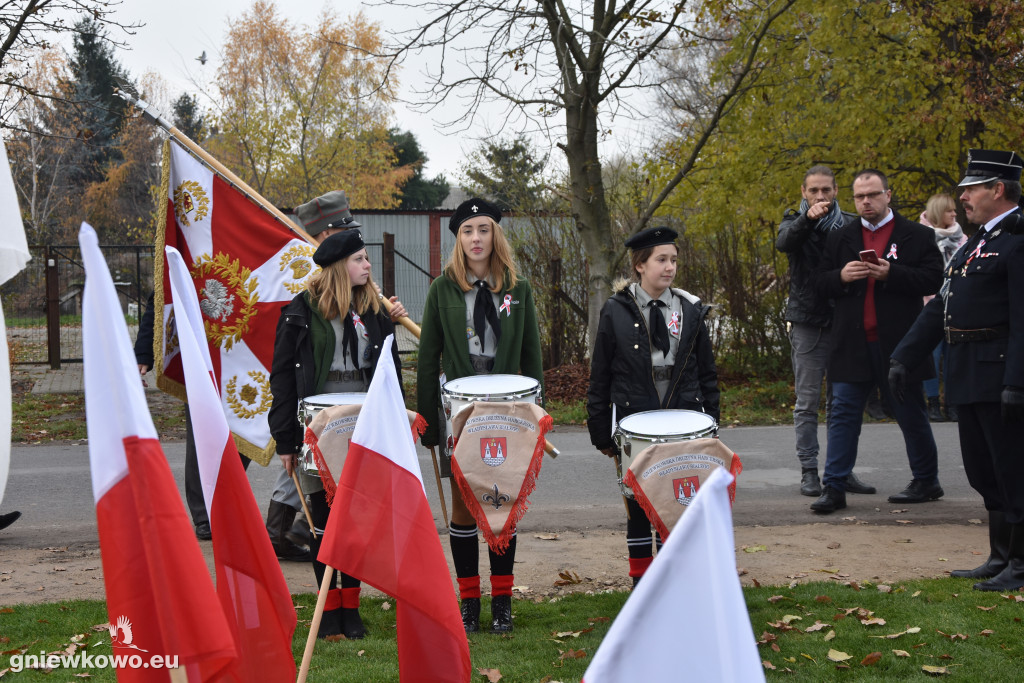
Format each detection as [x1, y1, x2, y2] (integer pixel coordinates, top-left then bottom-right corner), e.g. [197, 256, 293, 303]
[296, 567, 335, 683]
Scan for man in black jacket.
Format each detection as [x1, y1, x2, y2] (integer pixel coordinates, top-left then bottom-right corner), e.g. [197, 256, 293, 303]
[777, 165, 873, 498]
[891, 149, 1024, 590]
[811, 169, 943, 513]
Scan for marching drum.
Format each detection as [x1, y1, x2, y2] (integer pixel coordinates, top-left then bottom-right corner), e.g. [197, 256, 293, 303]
[441, 374, 541, 457]
[297, 392, 366, 473]
[613, 409, 718, 498]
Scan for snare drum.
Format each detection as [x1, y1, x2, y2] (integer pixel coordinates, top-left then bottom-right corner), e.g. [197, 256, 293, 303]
[441, 374, 540, 457]
[297, 393, 366, 473]
[613, 409, 718, 498]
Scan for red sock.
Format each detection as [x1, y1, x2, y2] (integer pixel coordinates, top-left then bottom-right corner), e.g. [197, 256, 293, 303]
[341, 587, 361, 609]
[491, 574, 514, 597]
[628, 556, 653, 579]
[457, 576, 481, 600]
[321, 588, 342, 611]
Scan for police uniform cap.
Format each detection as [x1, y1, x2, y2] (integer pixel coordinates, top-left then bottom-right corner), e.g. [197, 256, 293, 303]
[624, 226, 678, 250]
[958, 149, 1024, 187]
[296, 190, 362, 237]
[449, 197, 502, 235]
[313, 229, 365, 267]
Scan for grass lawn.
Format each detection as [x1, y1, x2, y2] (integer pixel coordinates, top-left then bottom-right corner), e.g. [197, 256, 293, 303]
[2, 580, 1021, 681]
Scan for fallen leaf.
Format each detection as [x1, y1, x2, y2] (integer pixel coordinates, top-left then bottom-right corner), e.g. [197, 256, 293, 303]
[588, 617, 611, 623]
[827, 542, 841, 549]
[938, 557, 948, 562]
[842, 516, 857, 522]
[922, 664, 949, 675]
[752, 578, 761, 588]
[357, 650, 365, 656]
[907, 627, 921, 634]
[805, 621, 830, 633]
[912, 591, 921, 597]
[827, 649, 852, 662]
[894, 539, 913, 544]
[889, 508, 908, 514]
[980, 629, 994, 637]
[939, 654, 954, 660]
[800, 653, 816, 662]
[477, 667, 503, 682]
[0, 609, 12, 615]
[786, 572, 808, 579]
[877, 585, 892, 593]
[554, 570, 583, 586]
[893, 649, 911, 657]
[824, 630, 836, 641]
[768, 595, 785, 603]
[968, 518, 983, 525]
[895, 520, 914, 525]
[849, 581, 862, 591]
[861, 652, 883, 666]
[558, 649, 586, 661]
[816, 567, 839, 574]
[324, 634, 347, 642]
[762, 660, 776, 670]
[553, 629, 591, 638]
[743, 545, 767, 553]
[781, 615, 803, 624]
[976, 606, 996, 611]
[534, 533, 559, 541]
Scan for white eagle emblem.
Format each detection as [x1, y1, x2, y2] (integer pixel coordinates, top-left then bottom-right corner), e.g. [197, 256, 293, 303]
[109, 615, 149, 652]
[199, 279, 236, 322]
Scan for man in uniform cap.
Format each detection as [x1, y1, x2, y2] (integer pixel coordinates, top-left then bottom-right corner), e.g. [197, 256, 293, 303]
[891, 149, 1024, 591]
[264, 190, 363, 561]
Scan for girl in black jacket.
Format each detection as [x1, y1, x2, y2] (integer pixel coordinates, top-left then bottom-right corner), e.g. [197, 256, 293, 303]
[586, 226, 720, 584]
[268, 229, 405, 639]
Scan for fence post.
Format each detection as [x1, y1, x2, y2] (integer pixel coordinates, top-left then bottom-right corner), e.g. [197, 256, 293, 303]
[549, 256, 563, 368]
[383, 232, 395, 298]
[45, 245, 61, 369]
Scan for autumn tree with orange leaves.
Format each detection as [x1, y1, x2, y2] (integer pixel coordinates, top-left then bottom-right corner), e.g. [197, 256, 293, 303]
[207, 0, 411, 210]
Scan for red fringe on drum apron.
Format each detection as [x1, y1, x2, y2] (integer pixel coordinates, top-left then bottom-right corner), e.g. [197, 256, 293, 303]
[304, 412, 428, 507]
[625, 453, 743, 541]
[451, 414, 553, 554]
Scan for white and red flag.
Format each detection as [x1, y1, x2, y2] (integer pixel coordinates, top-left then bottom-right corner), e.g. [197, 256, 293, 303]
[155, 139, 316, 465]
[166, 246, 297, 682]
[81, 223, 236, 681]
[318, 335, 471, 683]
[583, 468, 765, 683]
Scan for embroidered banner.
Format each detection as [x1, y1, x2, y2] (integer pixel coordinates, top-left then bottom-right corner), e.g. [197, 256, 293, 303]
[624, 438, 742, 541]
[450, 401, 552, 552]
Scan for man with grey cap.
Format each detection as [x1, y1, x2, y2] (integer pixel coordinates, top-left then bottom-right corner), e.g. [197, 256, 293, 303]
[891, 149, 1024, 591]
[264, 190, 362, 561]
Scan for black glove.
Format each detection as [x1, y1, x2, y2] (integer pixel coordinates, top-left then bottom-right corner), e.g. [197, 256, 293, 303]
[888, 359, 908, 404]
[1002, 386, 1024, 423]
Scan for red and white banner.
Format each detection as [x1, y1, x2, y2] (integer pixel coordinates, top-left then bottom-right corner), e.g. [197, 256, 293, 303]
[583, 468, 765, 683]
[81, 223, 236, 681]
[318, 336, 471, 683]
[167, 246, 297, 682]
[155, 139, 316, 465]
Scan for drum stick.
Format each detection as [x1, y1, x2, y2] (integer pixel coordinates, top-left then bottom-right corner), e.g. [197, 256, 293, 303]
[297, 567, 335, 683]
[291, 470, 317, 537]
[379, 293, 421, 336]
[544, 440, 559, 458]
[428, 447, 449, 526]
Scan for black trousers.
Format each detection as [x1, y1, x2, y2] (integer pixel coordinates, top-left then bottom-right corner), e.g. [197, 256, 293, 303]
[958, 402, 1024, 523]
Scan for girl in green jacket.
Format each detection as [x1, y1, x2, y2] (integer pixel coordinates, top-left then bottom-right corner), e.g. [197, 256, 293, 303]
[416, 197, 543, 634]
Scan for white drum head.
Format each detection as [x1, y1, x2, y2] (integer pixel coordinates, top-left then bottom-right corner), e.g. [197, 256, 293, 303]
[302, 392, 367, 409]
[617, 409, 716, 438]
[442, 374, 538, 399]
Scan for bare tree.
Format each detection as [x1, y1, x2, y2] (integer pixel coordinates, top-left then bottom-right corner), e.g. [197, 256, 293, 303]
[380, 0, 797, 346]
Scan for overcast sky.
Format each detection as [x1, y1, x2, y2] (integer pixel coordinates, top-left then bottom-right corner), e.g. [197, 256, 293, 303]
[115, 0, 475, 180]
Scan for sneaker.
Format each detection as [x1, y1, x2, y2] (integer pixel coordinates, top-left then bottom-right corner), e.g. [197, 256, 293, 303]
[887, 480, 944, 504]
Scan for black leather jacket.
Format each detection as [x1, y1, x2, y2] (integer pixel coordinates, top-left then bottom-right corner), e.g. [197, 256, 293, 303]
[587, 286, 720, 451]
[776, 206, 854, 327]
[268, 293, 400, 455]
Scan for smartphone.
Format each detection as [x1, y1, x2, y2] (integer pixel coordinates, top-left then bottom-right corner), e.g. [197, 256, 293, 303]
[859, 249, 880, 265]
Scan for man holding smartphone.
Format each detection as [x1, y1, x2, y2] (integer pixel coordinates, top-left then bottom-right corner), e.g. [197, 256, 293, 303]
[810, 169, 944, 513]
[776, 166, 873, 498]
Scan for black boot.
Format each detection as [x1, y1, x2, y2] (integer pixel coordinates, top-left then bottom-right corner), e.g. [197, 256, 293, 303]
[266, 501, 310, 561]
[286, 516, 311, 548]
[461, 598, 480, 633]
[946, 403, 959, 422]
[340, 608, 366, 639]
[952, 511, 1010, 579]
[0, 511, 21, 531]
[927, 397, 946, 422]
[974, 523, 1024, 592]
[490, 595, 513, 634]
[800, 469, 821, 497]
[810, 485, 846, 513]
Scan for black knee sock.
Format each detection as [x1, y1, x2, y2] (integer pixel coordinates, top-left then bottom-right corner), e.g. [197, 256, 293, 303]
[488, 533, 516, 576]
[449, 522, 479, 578]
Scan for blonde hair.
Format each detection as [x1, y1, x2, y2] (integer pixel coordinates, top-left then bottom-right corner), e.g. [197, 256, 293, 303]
[924, 194, 956, 228]
[630, 243, 679, 283]
[306, 254, 381, 320]
[444, 216, 519, 292]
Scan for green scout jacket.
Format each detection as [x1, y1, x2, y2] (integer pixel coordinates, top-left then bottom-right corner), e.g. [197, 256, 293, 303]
[416, 272, 544, 447]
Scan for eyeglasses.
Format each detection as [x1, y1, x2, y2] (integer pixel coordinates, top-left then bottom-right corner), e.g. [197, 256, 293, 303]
[853, 191, 886, 201]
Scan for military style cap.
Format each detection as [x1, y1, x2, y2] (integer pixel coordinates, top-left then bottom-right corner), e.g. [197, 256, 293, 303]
[313, 229, 365, 267]
[958, 149, 1024, 187]
[624, 226, 678, 250]
[449, 197, 502, 235]
[296, 190, 362, 236]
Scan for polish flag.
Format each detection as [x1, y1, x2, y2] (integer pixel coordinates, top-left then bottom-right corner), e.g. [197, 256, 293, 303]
[319, 336, 470, 683]
[166, 246, 297, 682]
[583, 468, 765, 683]
[81, 223, 236, 681]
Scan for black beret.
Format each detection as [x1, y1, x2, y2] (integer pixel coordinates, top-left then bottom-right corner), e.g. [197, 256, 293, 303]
[624, 226, 678, 251]
[449, 197, 502, 235]
[296, 190, 362, 237]
[313, 229, 365, 267]
[959, 149, 1023, 187]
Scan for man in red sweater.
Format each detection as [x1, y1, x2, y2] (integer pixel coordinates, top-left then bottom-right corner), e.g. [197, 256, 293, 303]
[810, 169, 944, 513]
